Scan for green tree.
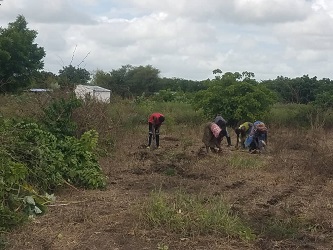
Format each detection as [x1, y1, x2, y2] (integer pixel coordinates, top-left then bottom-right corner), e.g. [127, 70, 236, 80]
[126, 65, 160, 96]
[262, 75, 318, 104]
[58, 65, 90, 89]
[159, 77, 206, 92]
[109, 65, 132, 98]
[0, 15, 46, 93]
[31, 71, 59, 89]
[193, 72, 276, 126]
[91, 69, 112, 89]
[92, 65, 161, 98]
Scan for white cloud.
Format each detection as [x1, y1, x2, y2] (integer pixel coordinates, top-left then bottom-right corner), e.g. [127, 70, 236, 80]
[0, 0, 333, 80]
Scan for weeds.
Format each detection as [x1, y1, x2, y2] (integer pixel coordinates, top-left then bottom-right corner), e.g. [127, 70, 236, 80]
[260, 217, 302, 240]
[0, 234, 7, 250]
[227, 153, 265, 169]
[142, 190, 255, 241]
[157, 242, 169, 250]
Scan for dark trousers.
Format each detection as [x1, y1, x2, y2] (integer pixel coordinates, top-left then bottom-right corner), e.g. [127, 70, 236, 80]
[148, 123, 160, 147]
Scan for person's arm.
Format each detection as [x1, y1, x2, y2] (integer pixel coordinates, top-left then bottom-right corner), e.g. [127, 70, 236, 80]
[151, 116, 157, 139]
[216, 131, 225, 150]
[216, 139, 222, 150]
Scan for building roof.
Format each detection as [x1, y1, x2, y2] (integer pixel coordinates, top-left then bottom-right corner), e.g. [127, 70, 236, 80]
[29, 88, 53, 92]
[77, 85, 110, 92]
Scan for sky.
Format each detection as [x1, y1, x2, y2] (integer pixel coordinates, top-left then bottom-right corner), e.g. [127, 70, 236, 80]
[0, 0, 333, 81]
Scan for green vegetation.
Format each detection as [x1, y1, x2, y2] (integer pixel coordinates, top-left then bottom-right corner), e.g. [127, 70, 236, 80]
[228, 153, 265, 169]
[193, 72, 276, 125]
[1, 14, 333, 249]
[264, 103, 333, 128]
[0, 15, 45, 93]
[58, 65, 91, 89]
[259, 217, 302, 240]
[0, 95, 106, 233]
[142, 190, 255, 241]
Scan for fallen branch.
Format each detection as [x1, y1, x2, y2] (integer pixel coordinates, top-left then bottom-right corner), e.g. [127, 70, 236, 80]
[47, 200, 87, 207]
[64, 180, 81, 192]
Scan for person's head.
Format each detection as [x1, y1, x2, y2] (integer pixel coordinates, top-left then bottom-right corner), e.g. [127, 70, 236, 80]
[159, 116, 165, 123]
[256, 122, 267, 132]
[216, 120, 226, 129]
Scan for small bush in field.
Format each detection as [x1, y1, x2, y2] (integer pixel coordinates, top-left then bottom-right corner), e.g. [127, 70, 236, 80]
[141, 190, 255, 241]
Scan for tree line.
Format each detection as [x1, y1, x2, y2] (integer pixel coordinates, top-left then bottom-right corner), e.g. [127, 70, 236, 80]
[1, 15, 333, 119]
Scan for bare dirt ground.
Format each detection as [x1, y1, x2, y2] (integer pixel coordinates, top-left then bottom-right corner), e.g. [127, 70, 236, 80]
[4, 125, 333, 250]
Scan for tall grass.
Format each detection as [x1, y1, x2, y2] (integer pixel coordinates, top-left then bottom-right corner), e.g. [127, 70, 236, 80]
[264, 103, 333, 128]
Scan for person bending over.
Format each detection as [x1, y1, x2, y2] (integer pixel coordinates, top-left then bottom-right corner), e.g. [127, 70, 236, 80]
[147, 112, 165, 149]
[202, 122, 228, 153]
[235, 122, 253, 149]
[244, 121, 267, 153]
[214, 114, 232, 147]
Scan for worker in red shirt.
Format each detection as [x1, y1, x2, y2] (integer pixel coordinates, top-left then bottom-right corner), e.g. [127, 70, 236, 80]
[147, 112, 165, 149]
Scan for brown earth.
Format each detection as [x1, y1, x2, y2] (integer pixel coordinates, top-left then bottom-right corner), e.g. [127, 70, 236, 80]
[4, 125, 333, 250]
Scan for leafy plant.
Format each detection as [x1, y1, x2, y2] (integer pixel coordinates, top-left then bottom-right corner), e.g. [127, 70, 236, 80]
[59, 130, 106, 189]
[41, 94, 82, 137]
[0, 117, 106, 232]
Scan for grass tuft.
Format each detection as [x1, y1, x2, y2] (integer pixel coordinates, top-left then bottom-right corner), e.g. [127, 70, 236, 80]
[227, 153, 265, 169]
[141, 190, 255, 241]
[260, 217, 302, 240]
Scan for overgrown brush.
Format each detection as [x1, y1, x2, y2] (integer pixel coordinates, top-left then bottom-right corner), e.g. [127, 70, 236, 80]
[264, 103, 333, 129]
[0, 94, 107, 233]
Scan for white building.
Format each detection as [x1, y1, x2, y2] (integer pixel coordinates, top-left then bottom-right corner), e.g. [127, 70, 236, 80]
[74, 85, 111, 103]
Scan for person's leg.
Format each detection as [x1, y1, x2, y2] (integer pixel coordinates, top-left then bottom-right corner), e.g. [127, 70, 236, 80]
[227, 136, 232, 147]
[147, 123, 153, 147]
[225, 128, 232, 146]
[250, 136, 260, 153]
[202, 123, 212, 153]
[241, 131, 246, 148]
[155, 125, 160, 148]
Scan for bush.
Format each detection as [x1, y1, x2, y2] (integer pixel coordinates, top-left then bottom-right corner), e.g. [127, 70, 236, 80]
[0, 118, 106, 232]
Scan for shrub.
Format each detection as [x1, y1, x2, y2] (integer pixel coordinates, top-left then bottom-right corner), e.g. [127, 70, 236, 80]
[0, 119, 106, 232]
